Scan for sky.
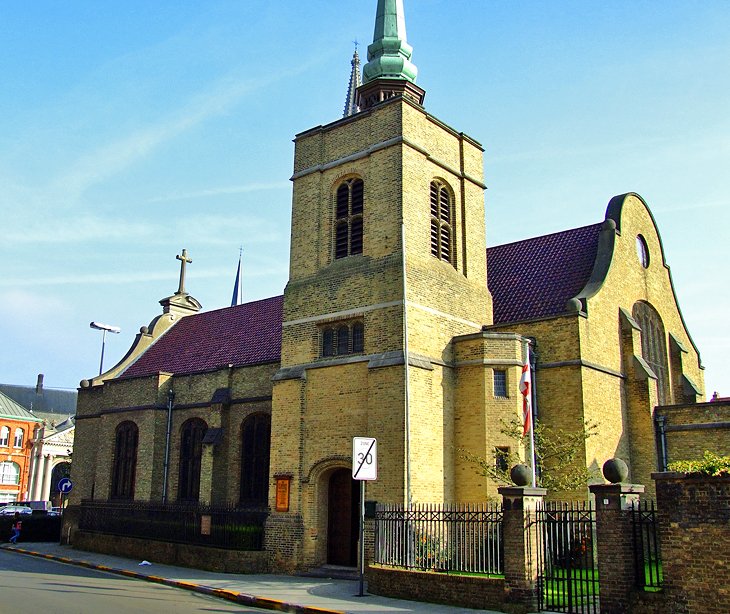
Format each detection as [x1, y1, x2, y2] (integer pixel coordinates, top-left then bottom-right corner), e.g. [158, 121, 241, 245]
[1, 1, 728, 397]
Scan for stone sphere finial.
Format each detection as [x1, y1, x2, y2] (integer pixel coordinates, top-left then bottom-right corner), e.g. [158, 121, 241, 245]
[603, 458, 629, 484]
[510, 464, 532, 487]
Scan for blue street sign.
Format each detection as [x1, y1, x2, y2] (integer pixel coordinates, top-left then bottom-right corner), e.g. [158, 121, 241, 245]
[58, 477, 73, 493]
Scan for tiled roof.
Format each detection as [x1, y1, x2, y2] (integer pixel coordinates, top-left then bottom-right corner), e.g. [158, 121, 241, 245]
[0, 391, 43, 422]
[487, 223, 602, 324]
[122, 295, 283, 378]
[118, 225, 602, 376]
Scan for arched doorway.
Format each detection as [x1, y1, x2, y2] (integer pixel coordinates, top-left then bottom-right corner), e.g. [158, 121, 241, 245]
[50, 462, 72, 507]
[327, 468, 359, 566]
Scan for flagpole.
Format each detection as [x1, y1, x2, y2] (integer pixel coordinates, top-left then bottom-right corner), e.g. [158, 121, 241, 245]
[522, 338, 537, 488]
[529, 340, 538, 488]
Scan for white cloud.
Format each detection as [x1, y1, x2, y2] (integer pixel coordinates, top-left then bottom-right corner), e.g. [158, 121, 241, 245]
[2, 215, 152, 245]
[49, 77, 272, 203]
[147, 181, 291, 203]
[0, 289, 72, 321]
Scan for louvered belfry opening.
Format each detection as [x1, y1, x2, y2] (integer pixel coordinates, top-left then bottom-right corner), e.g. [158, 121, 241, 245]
[335, 178, 364, 259]
[430, 180, 454, 266]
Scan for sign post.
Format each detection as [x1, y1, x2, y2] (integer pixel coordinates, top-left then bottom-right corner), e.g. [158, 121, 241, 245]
[352, 437, 377, 597]
[57, 478, 73, 515]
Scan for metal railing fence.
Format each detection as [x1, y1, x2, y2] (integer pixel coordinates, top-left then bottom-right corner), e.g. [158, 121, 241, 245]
[535, 500, 599, 614]
[632, 500, 663, 590]
[78, 500, 267, 550]
[374, 502, 503, 575]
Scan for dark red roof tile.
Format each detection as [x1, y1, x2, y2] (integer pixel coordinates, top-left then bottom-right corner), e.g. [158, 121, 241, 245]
[122, 295, 283, 377]
[122, 225, 602, 377]
[487, 224, 602, 324]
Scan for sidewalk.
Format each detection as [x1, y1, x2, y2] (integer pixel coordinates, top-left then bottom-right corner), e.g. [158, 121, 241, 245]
[1, 542, 503, 614]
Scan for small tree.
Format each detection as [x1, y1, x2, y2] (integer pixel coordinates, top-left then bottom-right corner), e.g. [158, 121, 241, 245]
[459, 418, 600, 492]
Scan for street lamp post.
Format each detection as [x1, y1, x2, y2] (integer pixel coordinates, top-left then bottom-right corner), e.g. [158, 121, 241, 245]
[89, 321, 121, 376]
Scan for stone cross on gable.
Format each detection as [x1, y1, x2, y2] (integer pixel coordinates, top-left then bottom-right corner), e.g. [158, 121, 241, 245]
[176, 248, 192, 294]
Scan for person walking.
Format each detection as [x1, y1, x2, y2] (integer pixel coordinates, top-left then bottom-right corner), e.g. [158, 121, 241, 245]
[9, 513, 21, 544]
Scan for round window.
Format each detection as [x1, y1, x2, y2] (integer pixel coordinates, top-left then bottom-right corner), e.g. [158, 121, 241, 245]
[636, 235, 650, 268]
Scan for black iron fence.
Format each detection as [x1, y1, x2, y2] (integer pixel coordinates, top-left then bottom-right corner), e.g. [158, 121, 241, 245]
[78, 500, 267, 550]
[632, 500, 663, 590]
[1, 514, 62, 542]
[374, 502, 503, 575]
[535, 501, 599, 614]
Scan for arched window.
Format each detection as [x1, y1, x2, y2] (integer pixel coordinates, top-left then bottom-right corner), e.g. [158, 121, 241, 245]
[633, 301, 670, 405]
[239, 414, 271, 507]
[320, 321, 365, 357]
[337, 325, 350, 355]
[322, 328, 336, 357]
[13, 428, 24, 448]
[111, 421, 138, 499]
[0, 426, 9, 447]
[178, 418, 207, 502]
[334, 178, 364, 259]
[430, 180, 455, 266]
[0, 461, 20, 485]
[352, 322, 364, 353]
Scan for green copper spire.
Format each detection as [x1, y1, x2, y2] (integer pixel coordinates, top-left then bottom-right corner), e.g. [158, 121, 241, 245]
[362, 0, 418, 84]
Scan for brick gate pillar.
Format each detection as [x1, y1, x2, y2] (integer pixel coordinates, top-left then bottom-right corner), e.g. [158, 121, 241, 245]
[499, 485, 547, 611]
[589, 482, 644, 614]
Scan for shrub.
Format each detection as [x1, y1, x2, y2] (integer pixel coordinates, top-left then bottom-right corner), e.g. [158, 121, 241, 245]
[668, 451, 730, 476]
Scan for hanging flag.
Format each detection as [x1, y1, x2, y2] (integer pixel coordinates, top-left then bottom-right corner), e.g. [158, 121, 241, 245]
[519, 361, 531, 437]
[231, 250, 243, 306]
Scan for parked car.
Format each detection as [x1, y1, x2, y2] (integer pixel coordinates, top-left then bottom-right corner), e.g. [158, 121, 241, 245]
[0, 505, 32, 516]
[11, 500, 52, 512]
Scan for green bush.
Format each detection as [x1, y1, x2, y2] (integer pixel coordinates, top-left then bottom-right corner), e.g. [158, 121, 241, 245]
[668, 451, 730, 476]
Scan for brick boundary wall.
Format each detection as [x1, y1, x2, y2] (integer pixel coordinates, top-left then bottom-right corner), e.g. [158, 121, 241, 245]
[72, 530, 270, 573]
[652, 472, 730, 614]
[367, 565, 506, 611]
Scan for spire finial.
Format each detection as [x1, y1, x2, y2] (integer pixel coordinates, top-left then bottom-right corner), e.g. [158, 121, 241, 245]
[343, 43, 362, 117]
[356, 0, 425, 110]
[231, 247, 243, 306]
[362, 0, 418, 84]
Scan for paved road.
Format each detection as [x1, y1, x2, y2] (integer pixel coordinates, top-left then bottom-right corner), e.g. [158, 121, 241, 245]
[0, 549, 269, 613]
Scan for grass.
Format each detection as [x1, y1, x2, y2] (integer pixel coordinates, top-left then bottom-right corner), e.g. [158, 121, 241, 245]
[640, 560, 664, 592]
[542, 566, 599, 608]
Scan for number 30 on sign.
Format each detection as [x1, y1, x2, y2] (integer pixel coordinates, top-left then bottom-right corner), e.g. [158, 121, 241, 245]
[352, 437, 377, 481]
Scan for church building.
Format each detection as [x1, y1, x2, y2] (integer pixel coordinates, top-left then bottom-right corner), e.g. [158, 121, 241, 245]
[67, 0, 707, 573]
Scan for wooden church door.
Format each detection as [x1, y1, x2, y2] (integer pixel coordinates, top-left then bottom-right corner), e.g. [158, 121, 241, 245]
[327, 468, 359, 566]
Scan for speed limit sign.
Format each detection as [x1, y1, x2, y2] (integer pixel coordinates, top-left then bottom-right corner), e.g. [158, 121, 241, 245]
[352, 437, 377, 480]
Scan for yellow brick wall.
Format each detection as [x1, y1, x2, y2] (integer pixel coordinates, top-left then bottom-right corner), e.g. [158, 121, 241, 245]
[71, 364, 275, 506]
[580, 194, 704, 400]
[453, 332, 525, 501]
[660, 402, 730, 464]
[486, 194, 706, 496]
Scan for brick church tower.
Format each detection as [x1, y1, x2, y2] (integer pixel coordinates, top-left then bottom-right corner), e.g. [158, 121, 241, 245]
[267, 0, 501, 571]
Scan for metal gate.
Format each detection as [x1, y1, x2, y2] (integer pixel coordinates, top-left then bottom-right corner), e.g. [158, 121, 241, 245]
[534, 501, 599, 613]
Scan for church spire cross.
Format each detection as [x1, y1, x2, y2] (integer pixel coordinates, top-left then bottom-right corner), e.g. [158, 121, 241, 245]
[175, 248, 192, 295]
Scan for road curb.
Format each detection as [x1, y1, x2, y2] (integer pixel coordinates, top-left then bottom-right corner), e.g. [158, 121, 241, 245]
[2, 545, 345, 614]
